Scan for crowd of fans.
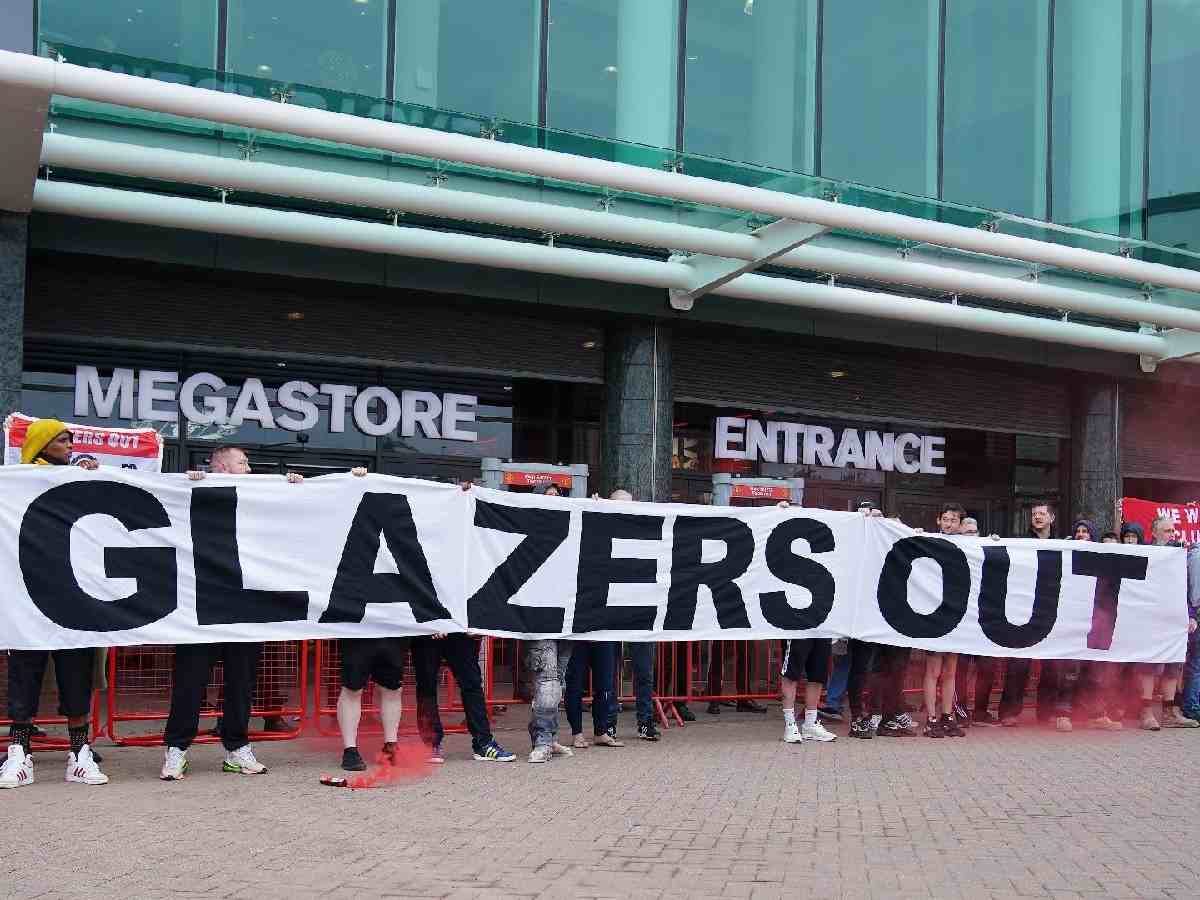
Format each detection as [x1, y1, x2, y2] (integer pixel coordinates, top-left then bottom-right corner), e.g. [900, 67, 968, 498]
[1, 422, 1194, 790]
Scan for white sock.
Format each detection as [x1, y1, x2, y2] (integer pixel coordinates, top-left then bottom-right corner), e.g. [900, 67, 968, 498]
[782, 707, 797, 727]
[336, 687, 363, 750]
[804, 708, 818, 727]
[378, 687, 403, 744]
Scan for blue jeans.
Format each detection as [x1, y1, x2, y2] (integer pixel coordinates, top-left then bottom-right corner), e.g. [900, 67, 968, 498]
[1182, 630, 1200, 712]
[526, 639, 572, 749]
[566, 641, 617, 736]
[629, 643, 654, 724]
[824, 652, 850, 710]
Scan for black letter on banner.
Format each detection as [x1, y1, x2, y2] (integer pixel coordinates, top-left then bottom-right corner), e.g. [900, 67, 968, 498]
[978, 547, 1061, 648]
[877, 537, 970, 639]
[19, 481, 177, 631]
[321, 492, 450, 623]
[758, 518, 836, 630]
[467, 500, 570, 632]
[1072, 551, 1149, 650]
[664, 517, 753, 630]
[574, 512, 661, 633]
[190, 487, 309, 624]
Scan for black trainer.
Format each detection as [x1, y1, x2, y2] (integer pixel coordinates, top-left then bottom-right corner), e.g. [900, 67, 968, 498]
[675, 703, 696, 722]
[877, 713, 918, 737]
[953, 703, 971, 728]
[737, 700, 768, 713]
[381, 741, 397, 764]
[707, 702, 721, 715]
[972, 710, 1001, 727]
[942, 713, 965, 737]
[637, 721, 661, 741]
[923, 716, 945, 738]
[341, 747, 367, 771]
[848, 716, 874, 739]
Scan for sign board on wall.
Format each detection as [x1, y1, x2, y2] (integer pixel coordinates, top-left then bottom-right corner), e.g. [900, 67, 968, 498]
[4, 413, 164, 471]
[73, 366, 479, 442]
[715, 416, 946, 475]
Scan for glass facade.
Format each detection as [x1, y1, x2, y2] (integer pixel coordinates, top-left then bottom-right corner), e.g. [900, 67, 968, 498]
[34, 0, 1200, 247]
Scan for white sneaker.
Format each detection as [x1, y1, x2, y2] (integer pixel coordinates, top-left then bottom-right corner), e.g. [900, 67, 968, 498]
[802, 720, 838, 742]
[65, 745, 109, 785]
[0, 745, 34, 788]
[551, 742, 574, 758]
[161, 746, 188, 780]
[528, 745, 553, 764]
[223, 744, 267, 775]
[783, 721, 804, 744]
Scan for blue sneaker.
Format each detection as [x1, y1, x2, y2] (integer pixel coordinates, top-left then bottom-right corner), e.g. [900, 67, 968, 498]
[472, 740, 516, 762]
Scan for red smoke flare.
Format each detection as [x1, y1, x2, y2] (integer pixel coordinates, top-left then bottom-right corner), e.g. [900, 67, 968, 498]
[320, 739, 432, 789]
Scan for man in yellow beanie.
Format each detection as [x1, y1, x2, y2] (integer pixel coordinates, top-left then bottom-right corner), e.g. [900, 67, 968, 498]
[1, 419, 107, 789]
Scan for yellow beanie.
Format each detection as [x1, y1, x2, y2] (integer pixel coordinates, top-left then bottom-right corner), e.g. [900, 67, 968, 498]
[21, 418, 70, 465]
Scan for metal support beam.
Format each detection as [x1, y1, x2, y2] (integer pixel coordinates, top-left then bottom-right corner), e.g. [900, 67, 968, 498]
[668, 220, 827, 311]
[1140, 326, 1200, 372]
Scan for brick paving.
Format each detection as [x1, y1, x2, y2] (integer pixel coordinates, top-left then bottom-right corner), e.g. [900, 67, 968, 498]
[4, 708, 1200, 900]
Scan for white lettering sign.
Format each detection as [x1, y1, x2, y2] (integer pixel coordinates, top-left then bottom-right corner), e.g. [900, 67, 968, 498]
[74, 366, 479, 442]
[715, 417, 947, 475]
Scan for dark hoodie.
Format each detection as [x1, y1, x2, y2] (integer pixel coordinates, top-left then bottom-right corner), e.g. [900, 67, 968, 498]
[1071, 518, 1098, 542]
[1120, 522, 1146, 545]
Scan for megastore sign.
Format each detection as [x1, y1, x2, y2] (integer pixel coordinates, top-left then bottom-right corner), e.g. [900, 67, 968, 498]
[73, 366, 479, 441]
[715, 416, 947, 475]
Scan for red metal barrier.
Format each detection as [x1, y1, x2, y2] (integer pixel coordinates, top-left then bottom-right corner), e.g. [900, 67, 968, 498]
[0, 651, 104, 750]
[105, 642, 308, 746]
[312, 638, 476, 737]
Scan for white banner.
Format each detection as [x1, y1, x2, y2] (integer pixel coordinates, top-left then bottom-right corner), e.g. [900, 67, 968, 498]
[0, 467, 1186, 661]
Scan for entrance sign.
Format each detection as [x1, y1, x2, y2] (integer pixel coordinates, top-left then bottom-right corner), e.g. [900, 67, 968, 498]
[3, 413, 164, 472]
[715, 416, 946, 474]
[73, 365, 478, 441]
[0, 467, 1184, 662]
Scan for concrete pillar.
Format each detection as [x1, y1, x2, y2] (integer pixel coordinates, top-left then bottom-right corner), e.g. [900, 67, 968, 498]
[0, 213, 27, 422]
[1058, 1, 1146, 235]
[602, 320, 672, 503]
[1071, 380, 1121, 533]
[615, 0, 676, 148]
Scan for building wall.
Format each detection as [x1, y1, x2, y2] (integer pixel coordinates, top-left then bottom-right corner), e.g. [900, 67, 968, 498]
[32, 0, 1200, 247]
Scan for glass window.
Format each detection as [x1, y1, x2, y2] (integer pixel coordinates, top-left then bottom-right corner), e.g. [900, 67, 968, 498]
[38, 0, 217, 68]
[394, 1, 539, 123]
[820, 0, 939, 196]
[226, 0, 387, 96]
[1148, 0, 1200, 250]
[547, 0, 679, 147]
[1051, 0, 1147, 237]
[683, 0, 817, 172]
[942, 0, 1049, 217]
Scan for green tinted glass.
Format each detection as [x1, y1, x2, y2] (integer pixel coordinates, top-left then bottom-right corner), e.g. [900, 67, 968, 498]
[1148, 0, 1200, 252]
[38, 0, 217, 68]
[226, 0, 387, 97]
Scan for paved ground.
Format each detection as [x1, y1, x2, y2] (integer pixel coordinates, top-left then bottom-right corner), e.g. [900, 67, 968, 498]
[4, 707, 1199, 900]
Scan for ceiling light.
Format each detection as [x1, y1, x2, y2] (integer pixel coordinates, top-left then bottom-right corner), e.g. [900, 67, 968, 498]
[744, 0, 754, 14]
[604, 65, 617, 74]
[829, 370, 848, 379]
[581, 340, 597, 349]
[502, 385, 513, 392]
[286, 311, 305, 321]
[257, 64, 272, 73]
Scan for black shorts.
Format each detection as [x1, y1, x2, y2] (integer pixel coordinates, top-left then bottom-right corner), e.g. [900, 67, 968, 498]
[780, 638, 832, 684]
[340, 638, 409, 691]
[7, 648, 96, 721]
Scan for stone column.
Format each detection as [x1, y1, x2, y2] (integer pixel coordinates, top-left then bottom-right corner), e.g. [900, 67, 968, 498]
[602, 320, 672, 503]
[0, 213, 27, 422]
[1071, 380, 1121, 533]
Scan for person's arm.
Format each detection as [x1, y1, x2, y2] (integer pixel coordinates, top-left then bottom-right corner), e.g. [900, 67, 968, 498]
[285, 472, 304, 484]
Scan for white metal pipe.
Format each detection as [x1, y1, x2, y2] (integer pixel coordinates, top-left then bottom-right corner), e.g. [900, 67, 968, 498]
[39, 133, 761, 260]
[8, 51, 1200, 294]
[719, 274, 1166, 357]
[32, 179, 1169, 359]
[41, 134, 1200, 333]
[31, 179, 690, 289]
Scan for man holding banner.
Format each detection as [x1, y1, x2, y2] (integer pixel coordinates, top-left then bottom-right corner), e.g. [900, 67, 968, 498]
[0, 419, 107, 789]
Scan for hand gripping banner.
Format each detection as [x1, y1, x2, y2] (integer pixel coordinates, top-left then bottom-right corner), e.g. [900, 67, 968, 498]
[0, 467, 1187, 662]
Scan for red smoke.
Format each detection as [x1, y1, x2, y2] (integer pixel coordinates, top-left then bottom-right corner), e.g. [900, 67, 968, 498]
[321, 739, 432, 789]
